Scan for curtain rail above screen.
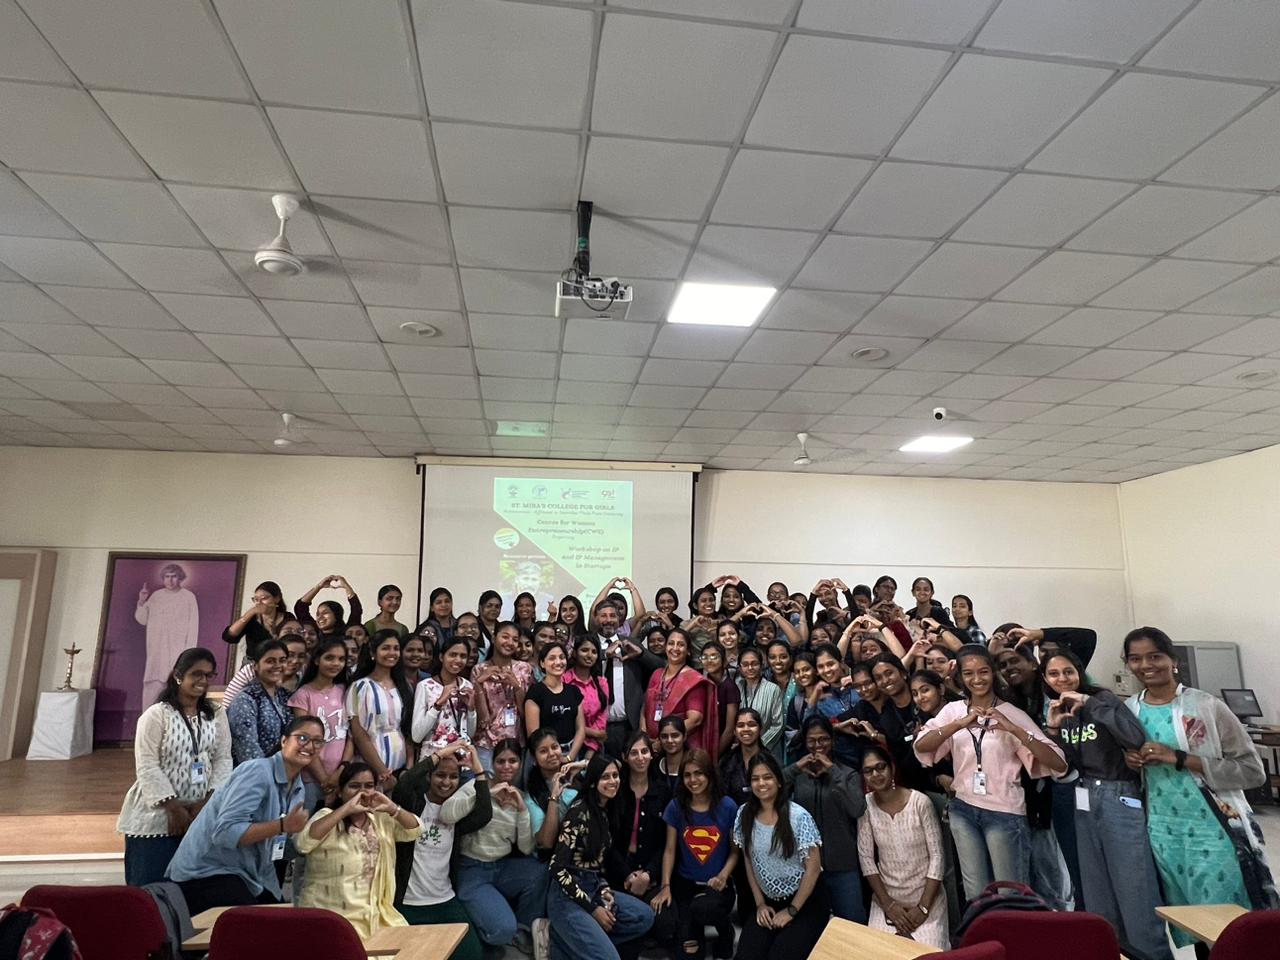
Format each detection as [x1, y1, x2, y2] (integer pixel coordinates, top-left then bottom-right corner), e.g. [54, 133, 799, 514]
[414, 455, 701, 473]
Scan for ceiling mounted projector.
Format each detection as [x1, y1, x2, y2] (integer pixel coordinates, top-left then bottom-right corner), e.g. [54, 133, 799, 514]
[554, 201, 633, 320]
[254, 194, 306, 276]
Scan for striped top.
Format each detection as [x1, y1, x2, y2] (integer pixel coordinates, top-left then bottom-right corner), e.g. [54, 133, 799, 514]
[347, 677, 408, 772]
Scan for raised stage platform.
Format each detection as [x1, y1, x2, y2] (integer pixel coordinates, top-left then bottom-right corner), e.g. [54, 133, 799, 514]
[0, 749, 131, 860]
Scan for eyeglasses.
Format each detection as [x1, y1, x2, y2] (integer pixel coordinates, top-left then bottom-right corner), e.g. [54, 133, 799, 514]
[288, 733, 319, 746]
[863, 762, 890, 775]
[185, 670, 217, 680]
[1125, 653, 1170, 666]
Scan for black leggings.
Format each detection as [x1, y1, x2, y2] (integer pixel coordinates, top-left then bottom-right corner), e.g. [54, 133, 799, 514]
[733, 883, 830, 960]
[178, 874, 280, 916]
[672, 874, 736, 957]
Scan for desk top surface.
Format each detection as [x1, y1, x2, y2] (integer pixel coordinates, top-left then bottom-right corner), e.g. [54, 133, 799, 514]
[811, 917, 940, 960]
[1155, 904, 1247, 944]
[185, 905, 466, 958]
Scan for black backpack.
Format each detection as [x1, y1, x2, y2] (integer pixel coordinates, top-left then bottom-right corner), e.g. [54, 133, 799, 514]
[0, 904, 81, 960]
[953, 881, 1052, 940]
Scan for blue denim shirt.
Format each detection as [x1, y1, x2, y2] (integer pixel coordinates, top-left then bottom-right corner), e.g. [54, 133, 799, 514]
[165, 754, 304, 898]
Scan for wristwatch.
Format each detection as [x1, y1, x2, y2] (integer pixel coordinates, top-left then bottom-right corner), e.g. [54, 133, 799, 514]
[785, 904, 798, 918]
[916, 902, 930, 917]
[1174, 749, 1187, 771]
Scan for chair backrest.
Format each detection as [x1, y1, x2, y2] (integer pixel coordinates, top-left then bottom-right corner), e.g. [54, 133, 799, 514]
[21, 885, 168, 960]
[1211, 910, 1280, 960]
[934, 944, 1006, 960]
[960, 910, 1119, 960]
[208, 906, 365, 960]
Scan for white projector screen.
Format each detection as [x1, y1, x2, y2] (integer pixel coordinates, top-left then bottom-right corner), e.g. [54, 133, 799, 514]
[418, 463, 695, 624]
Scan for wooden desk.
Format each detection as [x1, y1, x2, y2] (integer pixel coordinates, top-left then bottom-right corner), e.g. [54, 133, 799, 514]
[183, 905, 467, 959]
[811, 916, 940, 960]
[1155, 904, 1247, 945]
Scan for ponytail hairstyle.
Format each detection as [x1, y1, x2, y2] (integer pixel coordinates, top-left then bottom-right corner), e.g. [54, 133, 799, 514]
[156, 647, 218, 719]
[739, 751, 796, 860]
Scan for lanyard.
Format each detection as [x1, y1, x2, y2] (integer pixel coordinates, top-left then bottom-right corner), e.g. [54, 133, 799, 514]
[659, 666, 685, 705]
[966, 700, 1000, 771]
[177, 709, 202, 763]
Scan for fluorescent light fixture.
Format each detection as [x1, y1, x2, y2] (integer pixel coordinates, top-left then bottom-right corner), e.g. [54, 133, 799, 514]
[899, 435, 974, 453]
[494, 420, 549, 438]
[667, 281, 776, 327]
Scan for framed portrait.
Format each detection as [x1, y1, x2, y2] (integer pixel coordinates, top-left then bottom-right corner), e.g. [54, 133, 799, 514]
[92, 552, 246, 744]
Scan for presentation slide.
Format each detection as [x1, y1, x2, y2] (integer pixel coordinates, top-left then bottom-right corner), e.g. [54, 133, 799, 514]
[420, 464, 694, 622]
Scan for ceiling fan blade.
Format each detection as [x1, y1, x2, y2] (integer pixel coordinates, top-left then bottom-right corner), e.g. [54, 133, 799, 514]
[304, 199, 422, 246]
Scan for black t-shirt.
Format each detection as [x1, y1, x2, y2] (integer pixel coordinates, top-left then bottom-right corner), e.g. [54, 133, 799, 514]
[527, 681, 583, 746]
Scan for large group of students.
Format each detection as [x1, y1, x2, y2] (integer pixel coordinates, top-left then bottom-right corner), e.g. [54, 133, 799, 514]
[115, 572, 1278, 960]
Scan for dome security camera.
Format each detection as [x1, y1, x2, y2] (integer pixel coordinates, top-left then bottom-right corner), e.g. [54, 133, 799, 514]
[933, 406, 947, 421]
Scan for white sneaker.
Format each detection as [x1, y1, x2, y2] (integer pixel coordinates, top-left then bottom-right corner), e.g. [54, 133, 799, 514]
[531, 917, 550, 960]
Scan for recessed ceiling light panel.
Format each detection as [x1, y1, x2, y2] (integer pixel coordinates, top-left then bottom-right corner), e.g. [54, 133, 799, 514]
[494, 420, 549, 438]
[899, 435, 974, 453]
[667, 281, 776, 327]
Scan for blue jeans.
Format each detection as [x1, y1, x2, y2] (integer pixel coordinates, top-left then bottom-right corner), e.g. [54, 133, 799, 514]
[823, 869, 866, 923]
[1029, 824, 1073, 911]
[124, 835, 182, 887]
[546, 878, 653, 960]
[948, 798, 1031, 901]
[456, 854, 549, 947]
[1075, 780, 1173, 960]
[1050, 778, 1083, 908]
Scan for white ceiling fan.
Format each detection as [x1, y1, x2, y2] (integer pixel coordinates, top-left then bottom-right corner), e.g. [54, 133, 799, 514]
[272, 412, 335, 448]
[253, 193, 421, 277]
[792, 432, 864, 467]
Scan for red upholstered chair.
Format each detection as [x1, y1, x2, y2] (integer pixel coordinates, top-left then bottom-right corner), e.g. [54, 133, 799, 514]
[933, 943, 1006, 960]
[1211, 909, 1280, 960]
[22, 885, 168, 960]
[208, 906, 365, 960]
[959, 910, 1120, 960]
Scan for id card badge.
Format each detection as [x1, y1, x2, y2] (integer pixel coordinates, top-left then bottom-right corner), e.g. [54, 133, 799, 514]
[1075, 784, 1091, 812]
[270, 835, 287, 861]
[190, 760, 208, 787]
[653, 704, 663, 722]
[972, 770, 988, 796]
[502, 704, 518, 728]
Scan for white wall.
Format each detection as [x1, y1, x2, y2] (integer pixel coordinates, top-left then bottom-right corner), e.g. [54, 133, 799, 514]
[1120, 444, 1280, 718]
[695, 469, 1135, 675]
[0, 447, 421, 689]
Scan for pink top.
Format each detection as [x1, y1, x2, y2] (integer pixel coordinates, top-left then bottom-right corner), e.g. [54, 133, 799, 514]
[915, 699, 1063, 816]
[474, 659, 534, 748]
[287, 683, 349, 781]
[566, 671, 608, 752]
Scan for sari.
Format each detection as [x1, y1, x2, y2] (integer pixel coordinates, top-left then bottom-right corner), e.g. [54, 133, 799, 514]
[643, 665, 720, 759]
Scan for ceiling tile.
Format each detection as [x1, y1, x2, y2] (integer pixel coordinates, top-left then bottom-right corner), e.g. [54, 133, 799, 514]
[594, 15, 773, 140]
[737, 329, 838, 365]
[480, 377, 556, 402]
[0, 170, 77, 240]
[268, 108, 435, 202]
[891, 55, 1109, 166]
[384, 344, 473, 375]
[450, 208, 572, 272]
[178, 386, 266, 409]
[23, 0, 247, 96]
[368, 306, 468, 347]
[349, 262, 460, 310]
[19, 173, 203, 246]
[196, 333, 303, 366]
[457, 268, 555, 316]
[168, 185, 331, 255]
[861, 370, 961, 395]
[793, 236, 933, 292]
[0, 284, 82, 325]
[1028, 307, 1163, 347]
[1175, 198, 1280, 263]
[716, 361, 806, 390]
[482, 401, 553, 421]
[1184, 268, 1280, 315]
[650, 325, 751, 362]
[154, 293, 275, 335]
[1074, 380, 1179, 405]
[1129, 351, 1243, 383]
[468, 314, 559, 352]
[55, 355, 163, 383]
[799, 0, 991, 42]
[582, 138, 729, 220]
[1160, 93, 1280, 190]
[896, 243, 1044, 299]
[236, 366, 327, 392]
[817, 334, 925, 368]
[100, 383, 198, 406]
[897, 339, 1008, 372]
[3, 323, 123, 356]
[318, 369, 404, 396]
[0, 1, 73, 82]
[1005, 378, 1113, 404]
[685, 226, 815, 286]
[953, 175, 1133, 247]
[432, 124, 581, 208]
[399, 373, 479, 399]
[292, 339, 390, 371]
[638, 358, 725, 387]
[763, 290, 880, 334]
[217, 0, 418, 111]
[413, 0, 590, 127]
[0, 82, 145, 177]
[476, 349, 557, 379]
[409, 396, 482, 419]
[1141, 0, 1280, 82]
[996, 251, 1150, 305]
[628, 384, 705, 408]
[748, 36, 949, 154]
[564, 319, 655, 357]
[975, 0, 1188, 61]
[1066, 185, 1255, 256]
[99, 328, 217, 361]
[787, 367, 882, 393]
[939, 302, 1069, 342]
[853, 296, 976, 338]
[1191, 316, 1280, 356]
[1051, 348, 1170, 379]
[712, 152, 872, 231]
[1031, 74, 1262, 179]
[315, 198, 451, 265]
[556, 355, 644, 384]
[975, 343, 1090, 376]
[934, 373, 1035, 399]
[0, 237, 133, 288]
[94, 92, 294, 189]
[837, 163, 1006, 238]
[21, 380, 118, 403]
[97, 243, 245, 296]
[555, 381, 633, 406]
[684, 410, 755, 429]
[1091, 260, 1252, 310]
[590, 217, 697, 280]
[263, 301, 374, 341]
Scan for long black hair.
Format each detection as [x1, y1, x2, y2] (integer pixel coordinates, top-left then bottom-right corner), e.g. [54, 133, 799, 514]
[352, 628, 414, 744]
[156, 647, 217, 719]
[557, 595, 588, 636]
[300, 636, 349, 688]
[675, 747, 721, 822]
[739, 751, 797, 860]
[562, 751, 617, 861]
[1039, 647, 1105, 699]
[525, 727, 561, 808]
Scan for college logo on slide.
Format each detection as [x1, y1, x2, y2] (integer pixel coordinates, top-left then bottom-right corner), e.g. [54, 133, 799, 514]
[493, 527, 520, 549]
[683, 825, 721, 864]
